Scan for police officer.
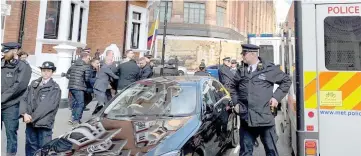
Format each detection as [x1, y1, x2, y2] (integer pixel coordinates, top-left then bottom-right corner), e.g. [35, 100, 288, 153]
[230, 59, 238, 75]
[218, 57, 234, 90]
[230, 44, 291, 156]
[194, 62, 210, 76]
[163, 59, 179, 76]
[1, 42, 32, 155]
[19, 61, 61, 156]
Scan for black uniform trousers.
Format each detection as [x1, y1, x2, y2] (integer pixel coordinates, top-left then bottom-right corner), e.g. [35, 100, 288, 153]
[239, 120, 279, 156]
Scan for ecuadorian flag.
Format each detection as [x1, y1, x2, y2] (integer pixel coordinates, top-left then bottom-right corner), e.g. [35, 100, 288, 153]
[147, 19, 159, 50]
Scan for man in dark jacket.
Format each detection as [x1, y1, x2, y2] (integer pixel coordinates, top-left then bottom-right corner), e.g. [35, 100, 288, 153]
[194, 62, 210, 76]
[163, 59, 179, 76]
[218, 57, 234, 90]
[19, 61, 61, 156]
[66, 52, 91, 125]
[117, 50, 140, 90]
[138, 57, 153, 79]
[83, 58, 100, 111]
[229, 44, 291, 156]
[1, 42, 32, 156]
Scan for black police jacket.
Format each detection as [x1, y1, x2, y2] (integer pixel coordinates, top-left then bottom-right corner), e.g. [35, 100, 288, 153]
[1, 59, 32, 110]
[218, 65, 234, 90]
[229, 58, 291, 127]
[19, 78, 61, 129]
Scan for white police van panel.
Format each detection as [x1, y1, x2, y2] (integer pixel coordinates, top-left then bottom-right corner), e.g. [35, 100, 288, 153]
[294, 1, 361, 156]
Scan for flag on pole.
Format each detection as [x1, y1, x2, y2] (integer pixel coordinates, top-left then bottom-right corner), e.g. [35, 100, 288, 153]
[147, 19, 159, 50]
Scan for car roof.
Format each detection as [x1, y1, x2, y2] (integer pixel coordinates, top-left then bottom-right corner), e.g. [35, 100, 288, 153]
[138, 76, 212, 85]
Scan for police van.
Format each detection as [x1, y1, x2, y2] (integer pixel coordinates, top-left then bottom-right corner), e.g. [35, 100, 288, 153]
[248, 33, 295, 70]
[249, 34, 281, 66]
[281, 1, 361, 156]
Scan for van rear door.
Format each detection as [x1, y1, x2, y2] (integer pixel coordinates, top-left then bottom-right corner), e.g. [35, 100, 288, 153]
[315, 3, 361, 156]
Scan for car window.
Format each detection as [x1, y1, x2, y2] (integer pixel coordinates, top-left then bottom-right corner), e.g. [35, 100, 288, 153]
[202, 82, 217, 106]
[104, 81, 197, 119]
[211, 80, 227, 101]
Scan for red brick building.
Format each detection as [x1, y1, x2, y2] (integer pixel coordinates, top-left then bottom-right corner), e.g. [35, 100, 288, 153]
[1, 0, 276, 67]
[2, 0, 149, 66]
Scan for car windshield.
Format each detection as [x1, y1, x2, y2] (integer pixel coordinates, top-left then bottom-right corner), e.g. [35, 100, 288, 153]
[104, 80, 197, 119]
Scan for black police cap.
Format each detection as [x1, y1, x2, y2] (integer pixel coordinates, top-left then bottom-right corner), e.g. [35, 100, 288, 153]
[1, 42, 21, 53]
[241, 44, 260, 52]
[39, 61, 57, 71]
[223, 57, 231, 61]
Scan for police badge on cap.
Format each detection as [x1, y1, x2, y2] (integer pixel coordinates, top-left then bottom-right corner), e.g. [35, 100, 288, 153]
[39, 61, 57, 71]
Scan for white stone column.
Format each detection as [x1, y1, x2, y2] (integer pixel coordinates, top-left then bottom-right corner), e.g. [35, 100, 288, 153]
[81, 3, 90, 44]
[72, 5, 80, 42]
[35, 0, 48, 65]
[58, 0, 72, 40]
[53, 44, 76, 99]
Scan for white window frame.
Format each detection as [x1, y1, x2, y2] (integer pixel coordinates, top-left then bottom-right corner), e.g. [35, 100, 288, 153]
[126, 5, 148, 51]
[183, 2, 205, 24]
[70, 0, 89, 43]
[35, 0, 89, 56]
[155, 1, 172, 22]
[216, 6, 225, 26]
[33, 0, 89, 66]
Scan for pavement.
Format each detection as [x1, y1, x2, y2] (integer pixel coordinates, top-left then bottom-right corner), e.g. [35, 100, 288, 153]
[222, 111, 293, 156]
[2, 101, 292, 156]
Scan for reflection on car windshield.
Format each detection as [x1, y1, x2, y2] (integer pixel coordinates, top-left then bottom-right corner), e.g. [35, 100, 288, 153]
[104, 80, 197, 119]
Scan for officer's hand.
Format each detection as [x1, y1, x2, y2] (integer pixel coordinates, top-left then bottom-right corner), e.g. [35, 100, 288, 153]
[23, 114, 32, 123]
[226, 105, 231, 111]
[269, 98, 278, 107]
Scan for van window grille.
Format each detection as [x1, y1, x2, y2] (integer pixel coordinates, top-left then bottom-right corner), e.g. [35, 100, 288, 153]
[324, 16, 361, 71]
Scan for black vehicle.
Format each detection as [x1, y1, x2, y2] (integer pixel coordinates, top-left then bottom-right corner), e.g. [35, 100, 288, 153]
[35, 76, 239, 156]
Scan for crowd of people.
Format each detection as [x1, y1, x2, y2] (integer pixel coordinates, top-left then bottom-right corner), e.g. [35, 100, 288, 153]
[0, 42, 183, 156]
[1, 41, 292, 156]
[65, 48, 181, 127]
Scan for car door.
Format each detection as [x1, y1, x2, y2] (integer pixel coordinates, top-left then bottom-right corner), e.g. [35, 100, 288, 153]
[199, 80, 231, 155]
[198, 80, 223, 155]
